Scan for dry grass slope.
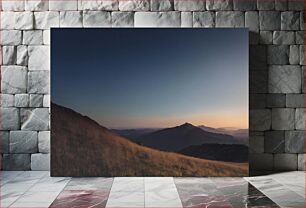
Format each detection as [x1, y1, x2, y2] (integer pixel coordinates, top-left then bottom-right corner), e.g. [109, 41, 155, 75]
[51, 103, 248, 177]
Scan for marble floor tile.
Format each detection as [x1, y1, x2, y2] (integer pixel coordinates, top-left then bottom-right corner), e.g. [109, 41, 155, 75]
[145, 188, 183, 208]
[246, 176, 305, 208]
[175, 178, 232, 208]
[145, 177, 177, 192]
[111, 177, 144, 192]
[106, 191, 144, 208]
[1, 171, 24, 186]
[27, 176, 71, 192]
[65, 177, 113, 191]
[50, 190, 109, 208]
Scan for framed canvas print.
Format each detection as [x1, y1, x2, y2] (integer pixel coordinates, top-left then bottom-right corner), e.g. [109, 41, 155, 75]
[51, 28, 249, 177]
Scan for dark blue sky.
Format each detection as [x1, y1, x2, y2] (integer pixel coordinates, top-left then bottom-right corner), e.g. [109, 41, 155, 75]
[52, 28, 248, 129]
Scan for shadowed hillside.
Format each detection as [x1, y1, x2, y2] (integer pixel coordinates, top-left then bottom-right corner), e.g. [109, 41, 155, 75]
[51, 103, 248, 177]
[179, 144, 248, 163]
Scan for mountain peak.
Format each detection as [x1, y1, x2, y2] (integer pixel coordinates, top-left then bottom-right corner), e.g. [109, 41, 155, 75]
[180, 122, 194, 128]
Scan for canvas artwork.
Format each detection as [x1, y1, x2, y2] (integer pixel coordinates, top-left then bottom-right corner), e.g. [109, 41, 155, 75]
[51, 28, 249, 177]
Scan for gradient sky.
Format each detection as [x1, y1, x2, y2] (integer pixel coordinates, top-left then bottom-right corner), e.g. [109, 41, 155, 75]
[52, 28, 248, 129]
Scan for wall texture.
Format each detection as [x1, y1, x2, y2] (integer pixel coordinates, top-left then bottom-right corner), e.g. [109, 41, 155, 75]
[0, 0, 304, 172]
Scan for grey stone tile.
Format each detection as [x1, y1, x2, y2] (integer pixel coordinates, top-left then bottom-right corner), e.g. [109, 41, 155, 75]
[274, 153, 298, 170]
[264, 131, 285, 153]
[285, 130, 304, 153]
[272, 108, 295, 130]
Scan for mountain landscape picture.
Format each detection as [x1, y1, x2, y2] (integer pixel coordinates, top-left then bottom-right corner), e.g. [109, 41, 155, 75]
[51, 28, 249, 177]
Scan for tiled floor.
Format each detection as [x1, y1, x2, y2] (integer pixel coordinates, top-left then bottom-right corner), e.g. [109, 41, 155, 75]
[1, 171, 305, 208]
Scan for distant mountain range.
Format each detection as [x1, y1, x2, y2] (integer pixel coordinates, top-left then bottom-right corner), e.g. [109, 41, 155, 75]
[51, 103, 248, 177]
[113, 123, 247, 152]
[198, 125, 248, 142]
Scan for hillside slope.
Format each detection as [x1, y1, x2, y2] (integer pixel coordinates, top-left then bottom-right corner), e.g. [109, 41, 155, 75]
[51, 103, 248, 177]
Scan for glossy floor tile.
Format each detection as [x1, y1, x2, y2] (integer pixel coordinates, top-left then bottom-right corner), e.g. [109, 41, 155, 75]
[0, 171, 304, 208]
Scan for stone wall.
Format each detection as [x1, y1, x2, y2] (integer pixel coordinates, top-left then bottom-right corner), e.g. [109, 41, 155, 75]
[0, 0, 304, 172]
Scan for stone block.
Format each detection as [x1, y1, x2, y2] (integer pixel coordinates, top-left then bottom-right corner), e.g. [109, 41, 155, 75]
[119, 0, 150, 11]
[250, 109, 271, 131]
[83, 11, 111, 27]
[181, 12, 192, 27]
[267, 45, 289, 64]
[60, 11, 83, 27]
[49, 0, 78, 11]
[0, 131, 9, 153]
[264, 131, 285, 153]
[250, 94, 266, 109]
[259, 11, 281, 31]
[34, 11, 60, 29]
[249, 153, 273, 170]
[288, 0, 304, 11]
[193, 12, 215, 27]
[10, 131, 38, 153]
[28, 46, 50, 71]
[2, 1, 24, 11]
[28, 71, 50, 94]
[281, 11, 300, 30]
[216, 11, 244, 27]
[274, 154, 298, 170]
[295, 108, 304, 130]
[273, 31, 295, 45]
[26, 0, 48, 11]
[38, 131, 50, 153]
[174, 0, 205, 11]
[295, 31, 304, 44]
[257, 0, 274, 10]
[300, 12, 304, 30]
[23, 30, 43, 45]
[269, 65, 301, 93]
[43, 30, 50, 45]
[285, 130, 304, 153]
[250, 45, 267, 67]
[21, 108, 49, 131]
[2, 46, 17, 65]
[78, 0, 118, 10]
[135, 12, 180, 27]
[151, 0, 173, 11]
[43, 95, 50, 107]
[249, 136, 264, 153]
[14, 12, 34, 30]
[15, 94, 29, 107]
[206, 0, 233, 10]
[299, 45, 304, 65]
[289, 45, 300, 64]
[1, 12, 15, 29]
[3, 154, 31, 170]
[286, 94, 304, 107]
[233, 0, 256, 10]
[17, 45, 28, 66]
[1, 66, 27, 94]
[112, 12, 134, 27]
[0, 94, 14, 107]
[1, 30, 22, 45]
[31, 153, 50, 170]
[29, 94, 44, 107]
[275, 0, 287, 11]
[266, 94, 286, 107]
[261, 33, 275, 45]
[298, 154, 305, 170]
[272, 108, 295, 130]
[250, 70, 268, 93]
[245, 11, 259, 32]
